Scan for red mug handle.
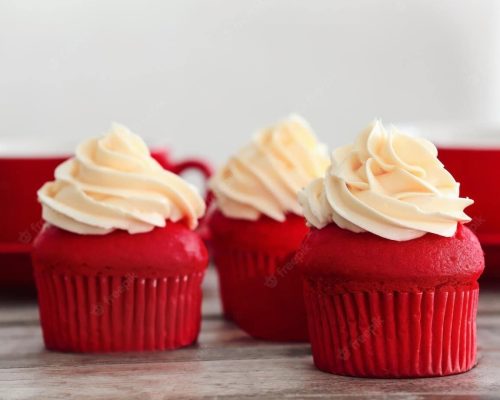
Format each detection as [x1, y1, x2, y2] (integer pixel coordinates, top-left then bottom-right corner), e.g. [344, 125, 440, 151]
[170, 158, 214, 205]
[171, 158, 214, 242]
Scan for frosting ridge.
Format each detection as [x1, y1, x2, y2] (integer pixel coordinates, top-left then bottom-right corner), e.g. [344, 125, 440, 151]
[299, 120, 473, 241]
[38, 123, 205, 235]
[209, 115, 329, 222]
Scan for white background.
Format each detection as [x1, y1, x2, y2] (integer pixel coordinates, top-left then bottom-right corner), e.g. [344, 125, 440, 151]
[1, 0, 500, 165]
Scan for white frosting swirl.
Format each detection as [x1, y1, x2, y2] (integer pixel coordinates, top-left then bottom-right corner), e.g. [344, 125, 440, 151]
[299, 120, 473, 241]
[209, 115, 329, 222]
[38, 124, 205, 235]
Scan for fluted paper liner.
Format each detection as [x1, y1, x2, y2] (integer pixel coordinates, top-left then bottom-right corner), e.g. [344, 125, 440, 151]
[303, 278, 479, 377]
[213, 247, 308, 341]
[35, 269, 204, 352]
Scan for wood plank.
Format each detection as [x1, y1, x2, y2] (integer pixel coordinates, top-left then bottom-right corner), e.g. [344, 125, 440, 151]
[0, 268, 499, 399]
[1, 352, 500, 399]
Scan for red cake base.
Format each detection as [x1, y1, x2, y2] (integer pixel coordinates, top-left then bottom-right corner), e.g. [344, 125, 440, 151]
[210, 210, 309, 341]
[297, 223, 485, 377]
[33, 223, 208, 352]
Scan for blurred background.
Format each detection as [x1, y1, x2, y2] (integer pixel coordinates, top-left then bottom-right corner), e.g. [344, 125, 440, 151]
[1, 0, 500, 162]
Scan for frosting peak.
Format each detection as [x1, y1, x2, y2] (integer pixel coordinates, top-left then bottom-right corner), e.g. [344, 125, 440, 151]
[299, 120, 473, 241]
[209, 115, 329, 222]
[38, 124, 205, 235]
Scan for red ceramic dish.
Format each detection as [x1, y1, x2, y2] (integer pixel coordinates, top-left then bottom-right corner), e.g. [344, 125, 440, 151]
[209, 210, 309, 341]
[0, 149, 212, 289]
[438, 146, 500, 278]
[297, 223, 484, 377]
[401, 122, 500, 279]
[33, 222, 208, 352]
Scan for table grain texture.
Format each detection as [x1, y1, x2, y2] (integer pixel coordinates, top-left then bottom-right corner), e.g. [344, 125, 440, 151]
[1, 267, 499, 400]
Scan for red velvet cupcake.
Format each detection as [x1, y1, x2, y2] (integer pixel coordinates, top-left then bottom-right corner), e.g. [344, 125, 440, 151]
[297, 120, 485, 377]
[209, 115, 329, 341]
[33, 124, 207, 352]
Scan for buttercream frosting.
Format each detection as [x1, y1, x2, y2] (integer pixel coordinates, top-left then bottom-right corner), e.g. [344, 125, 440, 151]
[299, 120, 473, 241]
[209, 115, 329, 222]
[38, 124, 205, 235]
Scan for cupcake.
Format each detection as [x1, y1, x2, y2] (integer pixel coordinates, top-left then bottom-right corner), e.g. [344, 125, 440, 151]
[33, 124, 207, 352]
[297, 120, 485, 377]
[208, 115, 329, 341]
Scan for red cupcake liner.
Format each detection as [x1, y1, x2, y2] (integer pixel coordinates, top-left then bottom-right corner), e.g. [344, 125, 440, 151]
[303, 278, 479, 377]
[215, 248, 278, 318]
[34, 269, 205, 352]
[213, 247, 308, 341]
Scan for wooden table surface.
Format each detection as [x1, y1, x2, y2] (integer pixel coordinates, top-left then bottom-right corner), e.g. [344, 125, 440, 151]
[1, 267, 500, 400]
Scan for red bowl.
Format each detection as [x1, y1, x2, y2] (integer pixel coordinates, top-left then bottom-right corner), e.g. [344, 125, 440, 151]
[401, 122, 500, 279]
[438, 146, 500, 278]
